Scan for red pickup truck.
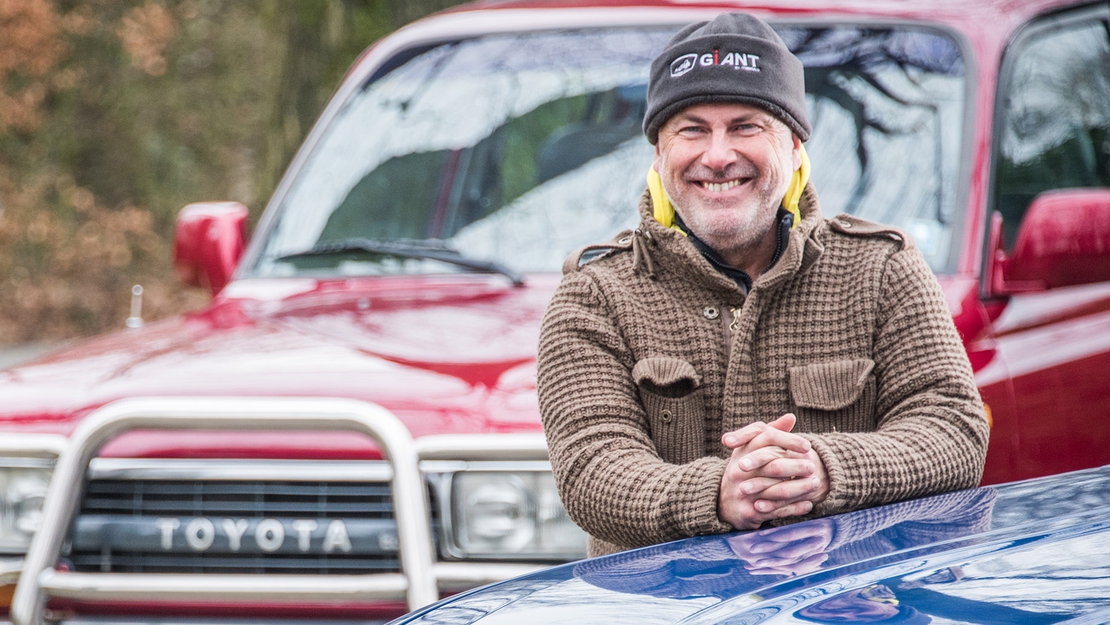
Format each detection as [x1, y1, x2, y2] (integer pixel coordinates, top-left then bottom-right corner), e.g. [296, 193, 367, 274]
[2, 0, 1109, 623]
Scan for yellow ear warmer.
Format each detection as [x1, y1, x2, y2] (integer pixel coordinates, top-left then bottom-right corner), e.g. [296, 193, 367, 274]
[648, 144, 810, 232]
[647, 166, 686, 235]
[781, 144, 810, 228]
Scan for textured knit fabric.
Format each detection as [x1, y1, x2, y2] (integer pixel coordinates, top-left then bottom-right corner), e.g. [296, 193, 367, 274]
[537, 184, 989, 557]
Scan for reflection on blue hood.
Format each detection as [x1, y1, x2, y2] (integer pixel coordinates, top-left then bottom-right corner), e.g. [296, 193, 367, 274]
[394, 465, 1110, 625]
[573, 488, 995, 603]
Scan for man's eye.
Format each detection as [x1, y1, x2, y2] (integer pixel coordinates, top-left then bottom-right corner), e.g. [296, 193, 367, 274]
[679, 126, 705, 135]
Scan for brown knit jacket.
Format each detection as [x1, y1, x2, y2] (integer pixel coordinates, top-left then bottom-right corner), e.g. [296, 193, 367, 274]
[537, 184, 989, 557]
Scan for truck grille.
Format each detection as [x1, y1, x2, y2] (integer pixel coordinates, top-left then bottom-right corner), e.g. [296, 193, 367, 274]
[62, 461, 427, 575]
[79, 479, 395, 518]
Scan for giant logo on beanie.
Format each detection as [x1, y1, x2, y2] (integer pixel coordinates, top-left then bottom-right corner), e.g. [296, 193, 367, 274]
[669, 48, 761, 78]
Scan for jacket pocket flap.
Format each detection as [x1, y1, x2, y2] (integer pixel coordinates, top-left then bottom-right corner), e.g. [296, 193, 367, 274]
[632, 357, 701, 398]
[790, 358, 875, 410]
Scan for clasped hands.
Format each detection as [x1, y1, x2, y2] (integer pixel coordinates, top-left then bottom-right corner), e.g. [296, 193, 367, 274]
[718, 413, 829, 530]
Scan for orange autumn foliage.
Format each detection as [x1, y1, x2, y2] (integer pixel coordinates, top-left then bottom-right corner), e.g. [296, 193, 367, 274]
[0, 0, 211, 342]
[0, 0, 64, 132]
[0, 0, 467, 344]
[118, 2, 176, 76]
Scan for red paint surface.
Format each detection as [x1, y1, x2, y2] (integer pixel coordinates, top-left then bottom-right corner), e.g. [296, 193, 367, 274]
[173, 202, 248, 295]
[1007, 190, 1110, 289]
[0, 274, 556, 458]
[4, 0, 1110, 618]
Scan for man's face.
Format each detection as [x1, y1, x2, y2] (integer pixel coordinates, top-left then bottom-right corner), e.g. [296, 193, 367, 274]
[654, 102, 801, 255]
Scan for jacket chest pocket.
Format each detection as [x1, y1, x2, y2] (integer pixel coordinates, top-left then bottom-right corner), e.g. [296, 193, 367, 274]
[632, 357, 706, 465]
[789, 358, 877, 433]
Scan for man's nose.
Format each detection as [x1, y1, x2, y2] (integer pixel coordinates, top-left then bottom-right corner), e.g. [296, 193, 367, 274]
[701, 129, 738, 171]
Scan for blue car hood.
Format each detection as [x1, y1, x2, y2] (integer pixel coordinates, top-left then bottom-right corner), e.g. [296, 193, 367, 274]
[395, 465, 1110, 625]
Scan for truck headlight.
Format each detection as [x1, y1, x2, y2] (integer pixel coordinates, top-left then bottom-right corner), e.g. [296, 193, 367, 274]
[0, 461, 53, 553]
[442, 469, 586, 560]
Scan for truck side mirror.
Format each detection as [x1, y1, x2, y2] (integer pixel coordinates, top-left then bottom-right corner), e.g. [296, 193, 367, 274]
[173, 202, 248, 295]
[989, 189, 1110, 296]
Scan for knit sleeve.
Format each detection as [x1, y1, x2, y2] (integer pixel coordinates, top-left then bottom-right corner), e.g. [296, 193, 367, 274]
[537, 270, 732, 549]
[802, 247, 989, 515]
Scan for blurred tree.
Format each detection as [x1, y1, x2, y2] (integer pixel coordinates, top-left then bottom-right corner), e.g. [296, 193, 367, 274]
[261, 0, 471, 201]
[0, 0, 466, 343]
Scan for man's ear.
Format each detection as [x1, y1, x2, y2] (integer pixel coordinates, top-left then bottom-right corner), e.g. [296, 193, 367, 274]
[653, 142, 663, 172]
[791, 134, 802, 170]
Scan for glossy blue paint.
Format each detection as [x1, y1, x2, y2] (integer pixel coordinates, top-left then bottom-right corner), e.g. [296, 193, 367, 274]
[391, 465, 1110, 624]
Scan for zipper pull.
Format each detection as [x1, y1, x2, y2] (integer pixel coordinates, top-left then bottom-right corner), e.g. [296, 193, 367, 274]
[729, 307, 742, 332]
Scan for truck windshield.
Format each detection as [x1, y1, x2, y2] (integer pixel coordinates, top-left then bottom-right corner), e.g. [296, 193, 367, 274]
[249, 25, 966, 279]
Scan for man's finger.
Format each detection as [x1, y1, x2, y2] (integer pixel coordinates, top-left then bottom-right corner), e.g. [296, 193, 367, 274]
[748, 498, 813, 519]
[751, 493, 816, 515]
[754, 475, 822, 501]
[767, 413, 796, 432]
[729, 494, 814, 529]
[739, 450, 815, 476]
[773, 500, 814, 518]
[721, 414, 797, 449]
[721, 421, 771, 449]
[737, 476, 783, 497]
[736, 446, 788, 472]
[745, 427, 811, 455]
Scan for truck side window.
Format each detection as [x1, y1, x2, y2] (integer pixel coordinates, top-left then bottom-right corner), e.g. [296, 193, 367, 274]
[994, 13, 1110, 248]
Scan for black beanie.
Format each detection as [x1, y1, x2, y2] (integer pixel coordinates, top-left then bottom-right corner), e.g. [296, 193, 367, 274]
[643, 12, 810, 144]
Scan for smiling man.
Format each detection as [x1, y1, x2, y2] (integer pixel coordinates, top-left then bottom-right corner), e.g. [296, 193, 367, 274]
[537, 12, 989, 557]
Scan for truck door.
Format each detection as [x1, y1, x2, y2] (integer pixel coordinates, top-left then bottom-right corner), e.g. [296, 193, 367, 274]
[988, 4, 1110, 479]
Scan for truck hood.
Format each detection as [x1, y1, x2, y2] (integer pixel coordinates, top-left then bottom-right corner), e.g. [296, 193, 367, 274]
[0, 272, 977, 458]
[0, 276, 559, 457]
[396, 465, 1110, 624]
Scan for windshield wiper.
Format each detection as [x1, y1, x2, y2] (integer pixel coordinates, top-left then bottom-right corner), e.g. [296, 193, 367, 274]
[276, 238, 524, 287]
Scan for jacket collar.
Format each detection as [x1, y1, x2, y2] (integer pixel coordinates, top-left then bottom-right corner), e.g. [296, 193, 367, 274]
[635, 183, 825, 296]
[674, 209, 794, 294]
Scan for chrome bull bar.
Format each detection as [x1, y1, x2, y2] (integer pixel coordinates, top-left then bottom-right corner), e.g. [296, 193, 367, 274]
[1, 434, 66, 597]
[0, 435, 67, 460]
[10, 397, 550, 625]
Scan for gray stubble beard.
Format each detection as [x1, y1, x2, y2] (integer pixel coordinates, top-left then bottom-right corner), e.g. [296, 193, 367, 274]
[662, 166, 783, 263]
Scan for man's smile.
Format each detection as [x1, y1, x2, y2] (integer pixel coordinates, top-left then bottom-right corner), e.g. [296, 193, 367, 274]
[692, 177, 753, 194]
